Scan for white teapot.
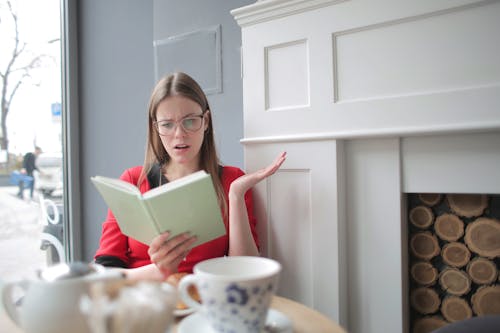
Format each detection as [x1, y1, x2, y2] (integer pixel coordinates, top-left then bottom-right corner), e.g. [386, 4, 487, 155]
[1, 262, 124, 333]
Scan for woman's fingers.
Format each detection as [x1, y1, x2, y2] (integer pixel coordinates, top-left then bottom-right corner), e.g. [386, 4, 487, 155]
[254, 151, 286, 179]
[153, 239, 197, 275]
[273, 151, 287, 169]
[148, 231, 171, 254]
[229, 152, 287, 199]
[270, 151, 287, 169]
[150, 232, 194, 258]
[245, 151, 287, 184]
[149, 232, 197, 273]
[260, 151, 286, 178]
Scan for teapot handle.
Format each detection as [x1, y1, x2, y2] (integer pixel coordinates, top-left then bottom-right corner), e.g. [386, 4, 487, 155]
[1, 280, 28, 327]
[178, 274, 202, 311]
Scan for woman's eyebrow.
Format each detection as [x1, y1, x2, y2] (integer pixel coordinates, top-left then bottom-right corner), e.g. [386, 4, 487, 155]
[157, 112, 199, 122]
[181, 112, 201, 118]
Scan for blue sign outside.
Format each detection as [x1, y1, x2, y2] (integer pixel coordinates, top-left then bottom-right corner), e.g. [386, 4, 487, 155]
[51, 103, 61, 117]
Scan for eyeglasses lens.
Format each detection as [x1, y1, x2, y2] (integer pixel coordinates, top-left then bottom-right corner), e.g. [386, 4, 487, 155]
[156, 116, 203, 136]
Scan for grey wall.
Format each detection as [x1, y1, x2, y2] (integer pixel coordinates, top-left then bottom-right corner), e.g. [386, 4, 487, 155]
[78, 0, 252, 261]
[78, 0, 153, 260]
[153, 0, 252, 168]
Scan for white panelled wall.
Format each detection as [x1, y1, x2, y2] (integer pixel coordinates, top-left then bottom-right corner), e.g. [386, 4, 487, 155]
[232, 1, 500, 333]
[245, 141, 347, 323]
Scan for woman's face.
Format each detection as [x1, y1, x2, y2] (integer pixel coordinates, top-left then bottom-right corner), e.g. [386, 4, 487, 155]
[155, 95, 209, 169]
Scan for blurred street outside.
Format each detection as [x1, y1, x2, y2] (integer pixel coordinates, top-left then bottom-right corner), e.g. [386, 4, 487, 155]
[0, 185, 47, 282]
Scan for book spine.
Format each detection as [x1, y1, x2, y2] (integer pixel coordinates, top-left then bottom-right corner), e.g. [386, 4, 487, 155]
[142, 199, 162, 234]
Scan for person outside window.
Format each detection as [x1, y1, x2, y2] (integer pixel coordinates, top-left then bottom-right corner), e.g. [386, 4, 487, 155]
[94, 72, 286, 281]
[17, 146, 42, 199]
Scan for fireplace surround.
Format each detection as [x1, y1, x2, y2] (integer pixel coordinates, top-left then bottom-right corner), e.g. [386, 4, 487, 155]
[232, 1, 500, 332]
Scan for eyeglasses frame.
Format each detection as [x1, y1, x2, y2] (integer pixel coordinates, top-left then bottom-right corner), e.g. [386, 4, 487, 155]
[153, 113, 206, 137]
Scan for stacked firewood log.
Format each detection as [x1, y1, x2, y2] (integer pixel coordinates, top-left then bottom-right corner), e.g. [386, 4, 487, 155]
[408, 194, 500, 333]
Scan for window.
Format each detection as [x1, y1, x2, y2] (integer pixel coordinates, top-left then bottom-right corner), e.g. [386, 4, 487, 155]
[0, 0, 73, 281]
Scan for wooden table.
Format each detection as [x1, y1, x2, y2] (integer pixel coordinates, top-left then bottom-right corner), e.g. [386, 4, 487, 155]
[271, 296, 347, 333]
[171, 295, 346, 333]
[1, 296, 347, 333]
[269, 296, 346, 333]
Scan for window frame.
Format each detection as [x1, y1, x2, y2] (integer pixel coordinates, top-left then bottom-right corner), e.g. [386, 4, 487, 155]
[60, 0, 82, 261]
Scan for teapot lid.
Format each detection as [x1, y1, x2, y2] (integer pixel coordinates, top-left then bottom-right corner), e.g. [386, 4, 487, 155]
[39, 262, 103, 282]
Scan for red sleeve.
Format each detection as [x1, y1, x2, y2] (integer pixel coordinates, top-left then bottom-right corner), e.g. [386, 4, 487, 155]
[94, 209, 130, 265]
[94, 167, 146, 265]
[222, 166, 259, 250]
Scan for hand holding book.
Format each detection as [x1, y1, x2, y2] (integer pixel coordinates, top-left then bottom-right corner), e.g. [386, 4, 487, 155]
[147, 231, 198, 276]
[91, 170, 226, 247]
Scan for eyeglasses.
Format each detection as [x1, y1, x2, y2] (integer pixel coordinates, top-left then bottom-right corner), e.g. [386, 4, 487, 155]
[154, 114, 205, 136]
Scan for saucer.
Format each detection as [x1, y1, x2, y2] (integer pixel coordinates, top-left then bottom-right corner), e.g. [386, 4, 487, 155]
[178, 308, 292, 333]
[174, 307, 196, 317]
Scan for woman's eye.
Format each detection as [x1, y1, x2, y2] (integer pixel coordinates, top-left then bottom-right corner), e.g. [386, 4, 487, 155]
[183, 118, 195, 128]
[162, 122, 175, 129]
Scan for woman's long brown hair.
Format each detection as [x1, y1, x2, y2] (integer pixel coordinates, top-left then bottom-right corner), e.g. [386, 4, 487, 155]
[138, 72, 227, 216]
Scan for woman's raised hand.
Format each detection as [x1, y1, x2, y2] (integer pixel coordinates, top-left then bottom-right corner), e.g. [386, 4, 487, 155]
[229, 152, 287, 199]
[148, 231, 197, 277]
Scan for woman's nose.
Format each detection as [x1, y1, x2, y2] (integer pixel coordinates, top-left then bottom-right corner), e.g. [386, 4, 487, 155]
[173, 122, 187, 137]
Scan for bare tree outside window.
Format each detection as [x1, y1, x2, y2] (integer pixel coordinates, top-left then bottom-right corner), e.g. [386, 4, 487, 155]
[0, 0, 64, 283]
[0, 0, 54, 167]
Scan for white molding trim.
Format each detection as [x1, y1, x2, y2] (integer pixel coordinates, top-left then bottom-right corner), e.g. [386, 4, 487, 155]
[240, 122, 500, 144]
[231, 0, 347, 27]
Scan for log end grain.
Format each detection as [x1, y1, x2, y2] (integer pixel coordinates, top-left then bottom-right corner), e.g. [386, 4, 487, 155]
[441, 242, 471, 268]
[464, 217, 500, 258]
[411, 261, 438, 286]
[435, 214, 464, 242]
[447, 194, 488, 218]
[411, 287, 441, 314]
[471, 285, 500, 315]
[411, 232, 441, 261]
[419, 193, 442, 207]
[439, 268, 471, 296]
[441, 296, 472, 322]
[410, 206, 434, 229]
[412, 316, 448, 333]
[466, 257, 498, 285]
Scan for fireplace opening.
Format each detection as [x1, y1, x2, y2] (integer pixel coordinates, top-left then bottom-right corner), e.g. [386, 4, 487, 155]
[407, 193, 500, 333]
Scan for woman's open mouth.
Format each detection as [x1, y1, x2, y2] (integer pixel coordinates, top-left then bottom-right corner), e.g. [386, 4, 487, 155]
[174, 144, 189, 150]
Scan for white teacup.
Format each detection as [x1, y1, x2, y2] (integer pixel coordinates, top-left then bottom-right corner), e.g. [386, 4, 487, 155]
[178, 256, 281, 333]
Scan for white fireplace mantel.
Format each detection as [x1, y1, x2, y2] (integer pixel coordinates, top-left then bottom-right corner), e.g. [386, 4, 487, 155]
[233, 1, 500, 333]
[232, 0, 346, 27]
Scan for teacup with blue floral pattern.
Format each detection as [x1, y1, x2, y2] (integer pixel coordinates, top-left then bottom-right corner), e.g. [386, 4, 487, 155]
[179, 256, 281, 333]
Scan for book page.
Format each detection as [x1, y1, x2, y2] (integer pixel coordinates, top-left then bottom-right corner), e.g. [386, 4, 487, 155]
[143, 170, 208, 199]
[91, 176, 158, 244]
[91, 176, 141, 194]
[143, 174, 225, 247]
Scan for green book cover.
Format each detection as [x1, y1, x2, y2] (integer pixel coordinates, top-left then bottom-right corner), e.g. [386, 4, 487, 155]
[91, 170, 226, 246]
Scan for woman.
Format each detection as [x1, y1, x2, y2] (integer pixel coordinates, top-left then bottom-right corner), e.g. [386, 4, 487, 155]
[94, 72, 286, 280]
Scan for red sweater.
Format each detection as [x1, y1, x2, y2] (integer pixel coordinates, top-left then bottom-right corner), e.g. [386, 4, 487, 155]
[94, 165, 258, 273]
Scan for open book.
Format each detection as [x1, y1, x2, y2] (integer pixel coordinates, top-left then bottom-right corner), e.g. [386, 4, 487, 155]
[91, 170, 226, 246]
